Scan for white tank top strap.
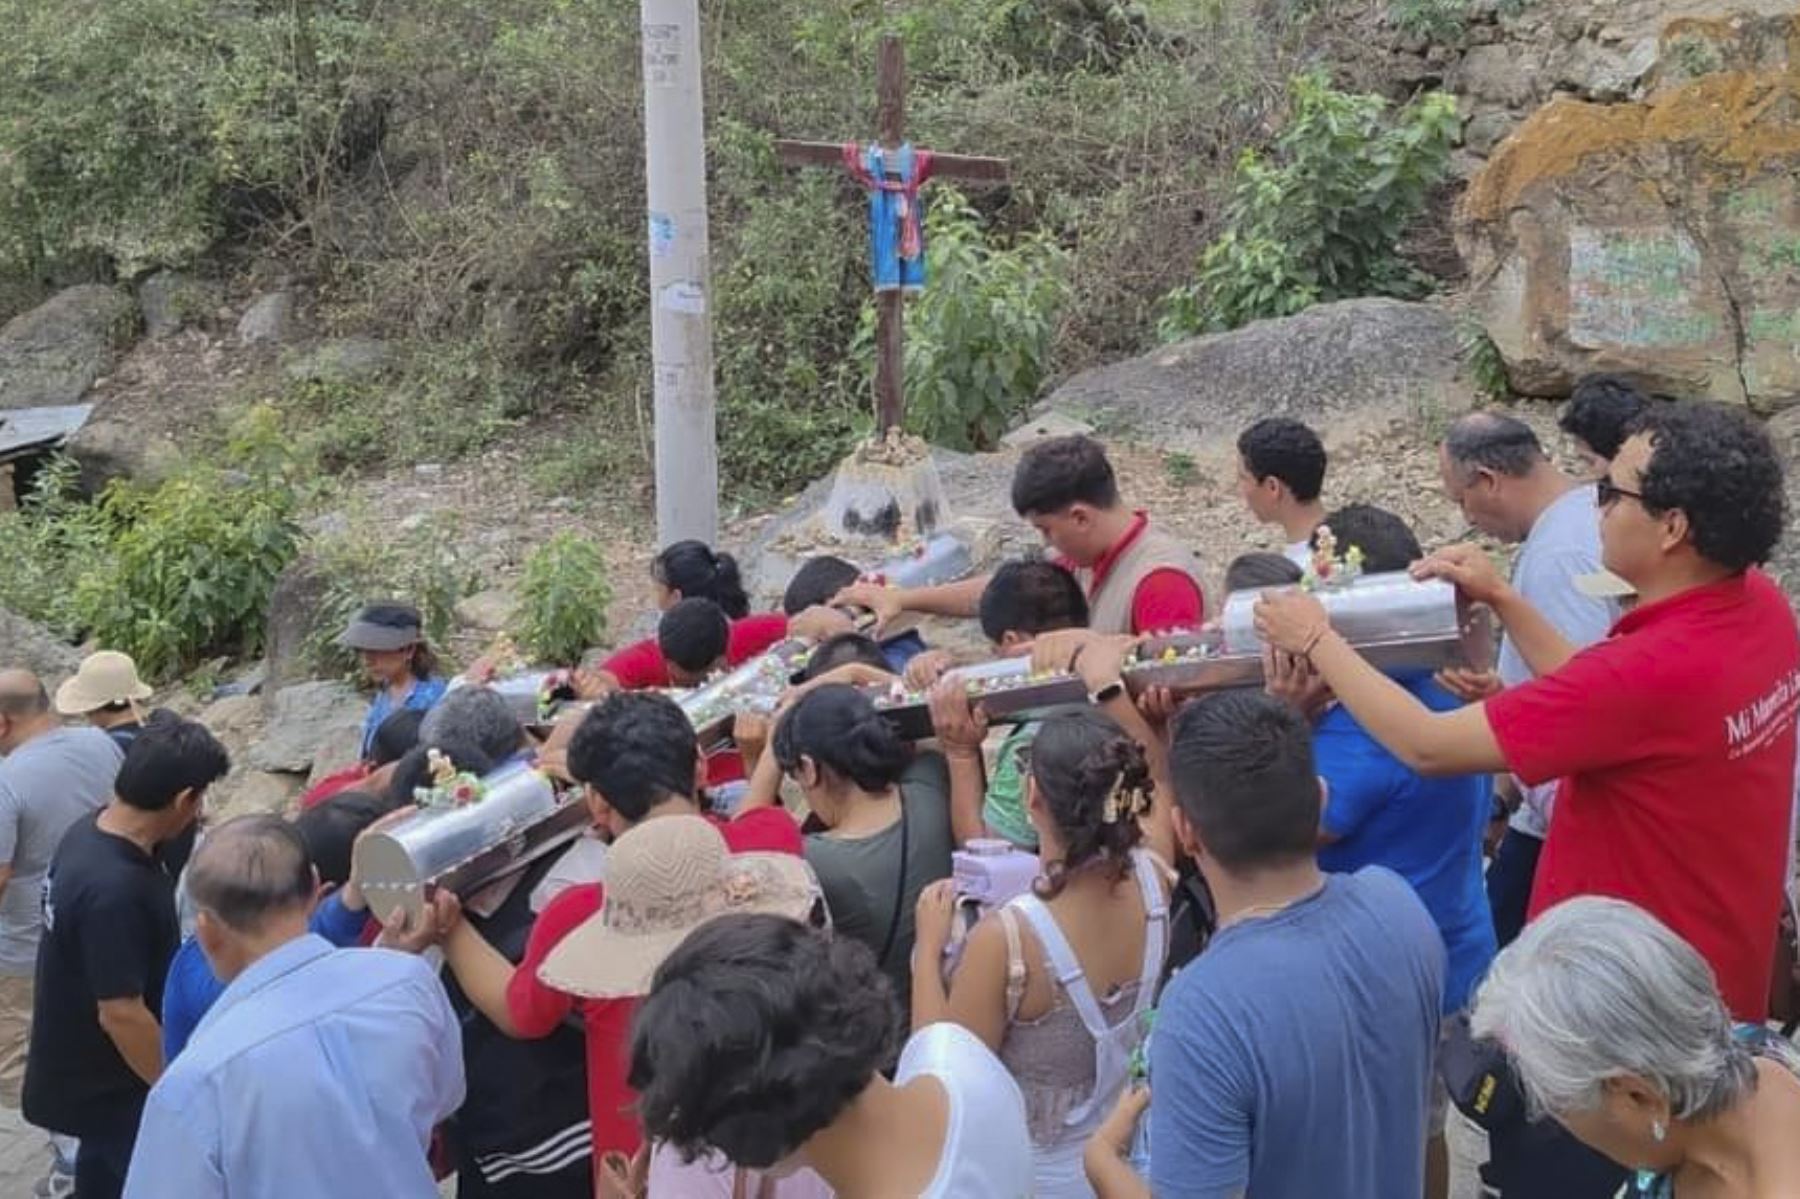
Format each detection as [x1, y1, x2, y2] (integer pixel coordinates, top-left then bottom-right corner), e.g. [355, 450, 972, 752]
[1129, 849, 1171, 1003]
[1009, 892, 1114, 1037]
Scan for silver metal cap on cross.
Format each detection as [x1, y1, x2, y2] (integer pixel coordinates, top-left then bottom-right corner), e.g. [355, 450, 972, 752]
[776, 34, 1010, 543]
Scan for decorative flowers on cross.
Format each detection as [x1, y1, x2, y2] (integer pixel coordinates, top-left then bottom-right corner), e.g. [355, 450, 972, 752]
[1303, 524, 1365, 592]
[413, 748, 488, 811]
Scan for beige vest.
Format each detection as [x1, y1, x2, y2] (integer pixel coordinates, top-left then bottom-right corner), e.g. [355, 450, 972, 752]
[1075, 519, 1206, 635]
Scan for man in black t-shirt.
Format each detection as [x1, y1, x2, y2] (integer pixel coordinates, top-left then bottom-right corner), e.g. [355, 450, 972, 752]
[23, 720, 228, 1199]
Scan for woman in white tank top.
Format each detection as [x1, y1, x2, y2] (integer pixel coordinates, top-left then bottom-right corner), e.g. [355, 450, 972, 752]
[913, 705, 1174, 1198]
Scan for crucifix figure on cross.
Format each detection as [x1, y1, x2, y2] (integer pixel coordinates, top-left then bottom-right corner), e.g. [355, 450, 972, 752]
[777, 34, 1010, 435]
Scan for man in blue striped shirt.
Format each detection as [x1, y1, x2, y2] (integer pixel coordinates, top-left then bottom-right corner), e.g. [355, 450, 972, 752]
[121, 816, 463, 1199]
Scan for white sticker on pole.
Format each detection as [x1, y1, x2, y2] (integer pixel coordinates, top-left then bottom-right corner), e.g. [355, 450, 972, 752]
[649, 213, 676, 259]
[643, 23, 680, 86]
[658, 281, 707, 315]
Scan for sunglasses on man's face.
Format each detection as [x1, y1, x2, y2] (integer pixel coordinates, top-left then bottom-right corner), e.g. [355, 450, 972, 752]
[1596, 478, 1646, 510]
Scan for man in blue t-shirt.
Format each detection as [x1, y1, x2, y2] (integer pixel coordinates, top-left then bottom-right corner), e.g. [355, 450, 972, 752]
[1142, 690, 1445, 1199]
[1267, 505, 1494, 1199]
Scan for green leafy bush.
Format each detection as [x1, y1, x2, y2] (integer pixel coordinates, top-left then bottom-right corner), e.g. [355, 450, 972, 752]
[304, 510, 481, 680]
[1387, 0, 1469, 43]
[71, 469, 302, 679]
[0, 0, 371, 276]
[856, 190, 1068, 452]
[0, 457, 113, 637]
[513, 533, 611, 665]
[1158, 73, 1458, 339]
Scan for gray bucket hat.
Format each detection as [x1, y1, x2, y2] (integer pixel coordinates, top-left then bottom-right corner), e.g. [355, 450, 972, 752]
[340, 603, 425, 653]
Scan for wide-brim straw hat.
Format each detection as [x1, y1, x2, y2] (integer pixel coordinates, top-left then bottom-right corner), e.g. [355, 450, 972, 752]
[54, 651, 152, 715]
[538, 814, 818, 999]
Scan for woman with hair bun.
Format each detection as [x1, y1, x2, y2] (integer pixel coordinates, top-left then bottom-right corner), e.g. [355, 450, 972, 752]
[912, 707, 1171, 1198]
[651, 540, 750, 619]
[769, 684, 953, 1002]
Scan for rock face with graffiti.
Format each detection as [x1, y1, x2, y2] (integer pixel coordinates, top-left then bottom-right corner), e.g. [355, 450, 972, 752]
[1456, 13, 1800, 411]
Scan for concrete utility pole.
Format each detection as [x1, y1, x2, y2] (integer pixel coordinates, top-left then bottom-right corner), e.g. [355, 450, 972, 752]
[641, 0, 719, 546]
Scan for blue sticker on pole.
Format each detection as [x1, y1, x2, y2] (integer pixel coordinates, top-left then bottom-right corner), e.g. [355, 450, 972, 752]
[649, 212, 676, 259]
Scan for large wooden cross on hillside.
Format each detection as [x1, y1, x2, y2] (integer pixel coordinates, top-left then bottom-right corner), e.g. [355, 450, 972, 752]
[777, 35, 1010, 434]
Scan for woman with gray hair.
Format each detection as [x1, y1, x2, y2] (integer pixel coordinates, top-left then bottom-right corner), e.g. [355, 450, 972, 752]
[1472, 897, 1800, 1196]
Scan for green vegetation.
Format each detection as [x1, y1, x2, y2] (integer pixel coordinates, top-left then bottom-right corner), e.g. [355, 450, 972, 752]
[513, 533, 611, 665]
[0, 0, 1462, 504]
[1158, 73, 1458, 339]
[877, 191, 1069, 453]
[1163, 451, 1200, 487]
[0, 453, 300, 680]
[1460, 318, 1511, 400]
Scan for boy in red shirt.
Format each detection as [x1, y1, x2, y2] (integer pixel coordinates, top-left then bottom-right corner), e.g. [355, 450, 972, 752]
[834, 435, 1207, 637]
[587, 598, 789, 692]
[1255, 401, 1798, 1023]
[421, 692, 802, 1168]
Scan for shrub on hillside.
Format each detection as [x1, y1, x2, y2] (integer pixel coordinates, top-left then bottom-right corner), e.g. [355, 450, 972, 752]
[0, 458, 112, 638]
[859, 191, 1069, 453]
[0, 0, 371, 277]
[1158, 72, 1458, 339]
[513, 533, 611, 665]
[71, 469, 302, 679]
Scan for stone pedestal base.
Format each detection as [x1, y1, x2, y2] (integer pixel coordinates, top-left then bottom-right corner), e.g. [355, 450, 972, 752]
[820, 440, 951, 542]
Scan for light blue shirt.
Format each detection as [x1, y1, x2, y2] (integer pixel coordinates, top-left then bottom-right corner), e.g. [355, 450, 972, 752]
[1499, 484, 1616, 836]
[123, 935, 464, 1199]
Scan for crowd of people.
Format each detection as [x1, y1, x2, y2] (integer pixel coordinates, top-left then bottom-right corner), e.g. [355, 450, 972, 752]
[3, 374, 1799, 1199]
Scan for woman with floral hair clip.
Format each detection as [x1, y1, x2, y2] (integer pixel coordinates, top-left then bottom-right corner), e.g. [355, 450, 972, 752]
[911, 706, 1173, 1197]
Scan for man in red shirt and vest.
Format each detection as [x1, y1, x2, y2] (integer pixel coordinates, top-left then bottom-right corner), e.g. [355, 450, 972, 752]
[837, 435, 1207, 636]
[1255, 402, 1798, 1194]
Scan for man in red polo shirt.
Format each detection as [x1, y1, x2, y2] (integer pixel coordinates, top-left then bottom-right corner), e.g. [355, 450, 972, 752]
[416, 692, 803, 1176]
[1254, 401, 1797, 1023]
[835, 435, 1206, 636]
[1254, 403, 1796, 1198]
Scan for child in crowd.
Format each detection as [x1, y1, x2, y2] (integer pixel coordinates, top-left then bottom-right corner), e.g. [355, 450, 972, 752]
[784, 554, 930, 673]
[920, 559, 1091, 850]
[341, 602, 447, 757]
[300, 708, 423, 810]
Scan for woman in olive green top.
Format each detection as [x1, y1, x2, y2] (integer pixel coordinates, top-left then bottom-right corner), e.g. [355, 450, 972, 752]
[767, 684, 954, 1003]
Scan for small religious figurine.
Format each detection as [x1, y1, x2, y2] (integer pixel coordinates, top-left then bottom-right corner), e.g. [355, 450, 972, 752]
[1303, 525, 1365, 592]
[414, 748, 486, 810]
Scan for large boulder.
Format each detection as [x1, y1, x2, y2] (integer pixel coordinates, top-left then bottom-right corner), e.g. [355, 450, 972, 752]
[247, 680, 364, 773]
[237, 290, 297, 346]
[0, 607, 80, 683]
[1456, 20, 1800, 409]
[1037, 298, 1473, 451]
[66, 416, 182, 492]
[136, 271, 221, 340]
[1760, 405, 1800, 597]
[208, 769, 305, 822]
[0, 286, 137, 410]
